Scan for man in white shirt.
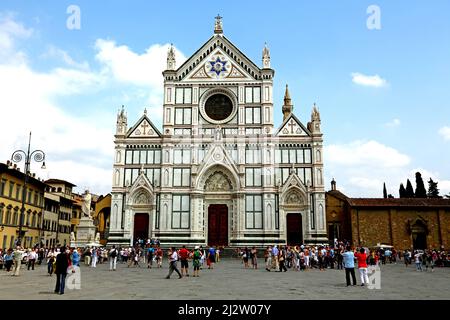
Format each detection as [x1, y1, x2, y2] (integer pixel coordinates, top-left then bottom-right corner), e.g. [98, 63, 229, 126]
[27, 249, 37, 270]
[165, 247, 182, 279]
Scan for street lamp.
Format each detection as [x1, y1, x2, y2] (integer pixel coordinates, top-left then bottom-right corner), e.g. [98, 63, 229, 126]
[10, 132, 46, 247]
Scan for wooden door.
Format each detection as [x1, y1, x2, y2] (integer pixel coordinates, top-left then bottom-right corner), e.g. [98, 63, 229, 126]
[208, 205, 228, 247]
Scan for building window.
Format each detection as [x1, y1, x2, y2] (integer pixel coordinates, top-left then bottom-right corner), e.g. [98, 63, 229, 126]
[245, 195, 263, 229]
[16, 185, 21, 201]
[145, 168, 161, 187]
[275, 148, 313, 164]
[274, 168, 291, 185]
[197, 146, 209, 163]
[8, 182, 14, 198]
[5, 208, 11, 225]
[310, 194, 315, 230]
[294, 168, 313, 187]
[126, 149, 161, 165]
[155, 194, 160, 229]
[0, 179, 6, 196]
[275, 194, 280, 230]
[245, 168, 262, 187]
[245, 87, 261, 103]
[173, 168, 191, 187]
[173, 149, 192, 164]
[225, 145, 238, 163]
[174, 108, 192, 125]
[0, 207, 3, 225]
[175, 87, 192, 104]
[172, 195, 190, 229]
[13, 209, 18, 226]
[245, 107, 261, 124]
[245, 147, 261, 164]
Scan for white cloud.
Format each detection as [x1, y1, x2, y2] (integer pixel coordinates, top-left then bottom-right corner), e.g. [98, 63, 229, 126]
[385, 118, 401, 127]
[326, 140, 410, 168]
[439, 126, 450, 141]
[325, 141, 450, 197]
[0, 13, 33, 64]
[351, 72, 387, 87]
[0, 15, 186, 195]
[41, 46, 90, 70]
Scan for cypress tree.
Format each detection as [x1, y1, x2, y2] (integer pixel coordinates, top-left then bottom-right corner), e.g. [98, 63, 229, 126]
[405, 179, 415, 198]
[399, 183, 406, 198]
[383, 183, 388, 199]
[415, 172, 427, 198]
[427, 178, 441, 198]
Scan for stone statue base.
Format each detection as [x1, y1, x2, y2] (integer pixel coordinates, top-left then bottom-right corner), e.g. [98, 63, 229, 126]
[70, 217, 102, 248]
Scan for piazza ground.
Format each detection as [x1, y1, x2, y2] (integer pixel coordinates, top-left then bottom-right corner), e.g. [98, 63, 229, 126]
[0, 258, 448, 300]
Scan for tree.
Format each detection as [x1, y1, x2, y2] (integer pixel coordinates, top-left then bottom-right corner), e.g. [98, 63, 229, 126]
[388, 194, 394, 199]
[445, 193, 450, 199]
[415, 172, 427, 198]
[383, 183, 388, 199]
[399, 183, 406, 198]
[405, 179, 415, 198]
[427, 178, 441, 198]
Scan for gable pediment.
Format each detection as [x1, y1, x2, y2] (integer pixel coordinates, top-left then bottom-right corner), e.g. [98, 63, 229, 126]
[276, 114, 311, 137]
[127, 115, 161, 138]
[176, 35, 261, 82]
[185, 49, 256, 81]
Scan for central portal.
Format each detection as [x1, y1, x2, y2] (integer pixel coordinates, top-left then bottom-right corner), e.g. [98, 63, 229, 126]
[286, 213, 303, 246]
[208, 204, 228, 247]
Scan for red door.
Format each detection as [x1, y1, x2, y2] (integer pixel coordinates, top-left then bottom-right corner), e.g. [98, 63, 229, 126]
[134, 213, 149, 242]
[208, 205, 228, 247]
[286, 214, 303, 246]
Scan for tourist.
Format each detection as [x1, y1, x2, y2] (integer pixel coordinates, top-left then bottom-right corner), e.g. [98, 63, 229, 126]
[109, 246, 118, 271]
[251, 247, 258, 269]
[147, 245, 155, 269]
[178, 245, 190, 277]
[207, 246, 216, 269]
[265, 246, 272, 272]
[165, 247, 182, 279]
[355, 248, 369, 286]
[192, 246, 201, 277]
[71, 248, 80, 267]
[91, 247, 98, 268]
[12, 246, 24, 277]
[278, 246, 287, 272]
[215, 247, 220, 263]
[336, 247, 344, 270]
[342, 246, 357, 286]
[47, 249, 55, 276]
[27, 248, 37, 270]
[414, 251, 423, 271]
[155, 246, 163, 268]
[242, 247, 249, 268]
[4, 249, 14, 273]
[54, 247, 70, 295]
[84, 247, 92, 266]
[272, 245, 279, 270]
[304, 247, 310, 270]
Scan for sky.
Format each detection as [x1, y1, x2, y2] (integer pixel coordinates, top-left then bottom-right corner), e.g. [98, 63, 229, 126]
[0, 0, 449, 197]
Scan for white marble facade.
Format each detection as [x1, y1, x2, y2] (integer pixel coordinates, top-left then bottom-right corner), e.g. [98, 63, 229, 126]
[108, 18, 328, 247]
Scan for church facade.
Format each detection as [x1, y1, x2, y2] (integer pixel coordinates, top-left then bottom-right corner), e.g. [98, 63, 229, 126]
[108, 17, 327, 247]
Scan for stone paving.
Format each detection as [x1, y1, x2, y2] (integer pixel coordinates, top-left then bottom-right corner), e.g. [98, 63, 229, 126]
[0, 258, 449, 300]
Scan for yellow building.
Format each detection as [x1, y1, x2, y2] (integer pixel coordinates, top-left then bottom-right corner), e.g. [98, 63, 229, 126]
[93, 194, 111, 245]
[43, 179, 76, 247]
[0, 162, 46, 250]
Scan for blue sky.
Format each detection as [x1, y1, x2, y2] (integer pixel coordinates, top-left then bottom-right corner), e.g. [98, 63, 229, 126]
[0, 0, 449, 197]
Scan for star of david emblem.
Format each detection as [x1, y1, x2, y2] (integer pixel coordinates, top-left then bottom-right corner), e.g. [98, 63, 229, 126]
[209, 57, 227, 75]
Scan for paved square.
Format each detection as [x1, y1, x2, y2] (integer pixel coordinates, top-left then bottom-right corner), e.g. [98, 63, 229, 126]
[0, 258, 448, 300]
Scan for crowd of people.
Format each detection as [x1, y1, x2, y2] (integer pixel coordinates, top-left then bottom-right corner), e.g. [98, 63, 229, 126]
[1, 238, 448, 292]
[234, 241, 449, 274]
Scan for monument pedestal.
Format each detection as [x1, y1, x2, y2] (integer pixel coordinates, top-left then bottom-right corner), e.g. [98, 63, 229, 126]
[71, 217, 102, 248]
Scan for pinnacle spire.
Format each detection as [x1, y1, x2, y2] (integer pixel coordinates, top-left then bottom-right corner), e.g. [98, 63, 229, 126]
[282, 84, 293, 121]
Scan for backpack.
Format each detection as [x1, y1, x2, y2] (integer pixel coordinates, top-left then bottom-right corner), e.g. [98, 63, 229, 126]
[110, 249, 117, 258]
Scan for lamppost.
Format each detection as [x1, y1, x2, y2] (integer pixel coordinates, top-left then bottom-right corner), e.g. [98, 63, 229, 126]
[11, 132, 46, 247]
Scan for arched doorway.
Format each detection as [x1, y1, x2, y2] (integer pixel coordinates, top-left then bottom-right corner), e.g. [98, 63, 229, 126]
[286, 213, 303, 246]
[133, 213, 149, 242]
[208, 204, 228, 246]
[411, 220, 427, 250]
